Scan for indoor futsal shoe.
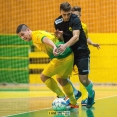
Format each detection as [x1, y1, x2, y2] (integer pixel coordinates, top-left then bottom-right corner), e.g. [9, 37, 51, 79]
[75, 91, 82, 100]
[57, 96, 70, 106]
[66, 103, 79, 110]
[81, 98, 88, 106]
[86, 90, 95, 108]
[65, 91, 82, 105]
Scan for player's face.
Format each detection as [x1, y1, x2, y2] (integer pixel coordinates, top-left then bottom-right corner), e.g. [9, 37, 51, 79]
[72, 11, 81, 19]
[60, 10, 71, 21]
[18, 29, 32, 42]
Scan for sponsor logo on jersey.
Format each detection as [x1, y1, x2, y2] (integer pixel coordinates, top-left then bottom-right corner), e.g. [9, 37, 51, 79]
[55, 18, 63, 24]
[69, 27, 72, 31]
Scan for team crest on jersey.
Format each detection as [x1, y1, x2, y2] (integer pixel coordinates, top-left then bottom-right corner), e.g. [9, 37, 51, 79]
[69, 27, 72, 31]
[55, 18, 63, 24]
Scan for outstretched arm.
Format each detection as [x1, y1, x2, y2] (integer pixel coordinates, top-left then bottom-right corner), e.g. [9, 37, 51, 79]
[87, 38, 100, 49]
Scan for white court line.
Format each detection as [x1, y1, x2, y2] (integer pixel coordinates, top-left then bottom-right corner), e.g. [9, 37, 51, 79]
[95, 94, 117, 100]
[4, 107, 52, 117]
[4, 94, 117, 117]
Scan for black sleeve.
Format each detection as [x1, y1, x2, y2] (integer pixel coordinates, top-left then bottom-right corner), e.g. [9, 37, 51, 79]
[54, 21, 57, 30]
[72, 17, 82, 30]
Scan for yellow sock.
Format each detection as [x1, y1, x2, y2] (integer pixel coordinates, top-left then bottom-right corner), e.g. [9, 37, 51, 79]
[79, 82, 88, 100]
[45, 78, 65, 97]
[62, 82, 77, 105]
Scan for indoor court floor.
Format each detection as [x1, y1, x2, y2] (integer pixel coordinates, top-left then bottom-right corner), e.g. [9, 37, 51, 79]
[0, 84, 117, 117]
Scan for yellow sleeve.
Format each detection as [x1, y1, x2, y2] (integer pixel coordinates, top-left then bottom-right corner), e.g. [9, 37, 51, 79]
[85, 25, 88, 39]
[81, 22, 88, 39]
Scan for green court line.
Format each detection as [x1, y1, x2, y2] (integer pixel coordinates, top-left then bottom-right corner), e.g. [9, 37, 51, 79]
[4, 95, 117, 117]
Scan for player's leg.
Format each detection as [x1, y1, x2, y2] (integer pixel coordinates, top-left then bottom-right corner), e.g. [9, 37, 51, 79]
[79, 74, 95, 108]
[73, 65, 87, 104]
[40, 74, 65, 98]
[40, 59, 66, 98]
[75, 56, 95, 108]
[67, 65, 80, 96]
[58, 64, 81, 101]
[79, 74, 94, 108]
[67, 78, 79, 95]
[79, 82, 88, 106]
[67, 78, 82, 101]
[57, 77, 77, 106]
[56, 53, 78, 108]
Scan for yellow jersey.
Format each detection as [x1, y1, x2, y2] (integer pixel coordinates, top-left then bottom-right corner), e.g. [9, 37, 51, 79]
[81, 22, 88, 39]
[31, 30, 72, 59]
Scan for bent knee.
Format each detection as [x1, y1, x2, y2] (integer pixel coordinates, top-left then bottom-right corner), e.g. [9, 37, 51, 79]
[40, 73, 49, 82]
[81, 80, 87, 85]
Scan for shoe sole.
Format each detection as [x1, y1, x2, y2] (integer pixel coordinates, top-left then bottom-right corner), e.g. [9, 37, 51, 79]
[86, 102, 95, 108]
[66, 105, 79, 110]
[81, 104, 87, 106]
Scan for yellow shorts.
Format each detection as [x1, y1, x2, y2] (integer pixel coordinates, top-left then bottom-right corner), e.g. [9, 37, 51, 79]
[42, 53, 74, 78]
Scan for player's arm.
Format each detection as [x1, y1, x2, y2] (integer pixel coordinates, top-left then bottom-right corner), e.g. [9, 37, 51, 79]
[87, 38, 100, 49]
[65, 30, 80, 47]
[42, 37, 58, 56]
[42, 37, 56, 48]
[84, 24, 93, 45]
[87, 38, 94, 45]
[54, 29, 64, 41]
[57, 17, 81, 52]
[57, 30, 80, 52]
[83, 23, 100, 49]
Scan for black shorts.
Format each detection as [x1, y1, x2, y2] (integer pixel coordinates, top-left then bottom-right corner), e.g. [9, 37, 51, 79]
[74, 56, 90, 75]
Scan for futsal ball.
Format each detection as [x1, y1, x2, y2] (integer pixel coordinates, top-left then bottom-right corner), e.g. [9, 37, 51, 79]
[52, 98, 66, 111]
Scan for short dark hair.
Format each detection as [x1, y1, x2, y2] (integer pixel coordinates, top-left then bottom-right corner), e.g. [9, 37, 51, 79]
[71, 6, 81, 12]
[60, 2, 71, 12]
[16, 24, 28, 34]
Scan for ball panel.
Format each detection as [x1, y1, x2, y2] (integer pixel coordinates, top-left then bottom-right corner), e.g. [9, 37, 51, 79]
[52, 98, 66, 111]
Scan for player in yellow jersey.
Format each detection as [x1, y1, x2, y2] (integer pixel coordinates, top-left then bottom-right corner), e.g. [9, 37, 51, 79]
[16, 24, 79, 109]
[67, 6, 100, 106]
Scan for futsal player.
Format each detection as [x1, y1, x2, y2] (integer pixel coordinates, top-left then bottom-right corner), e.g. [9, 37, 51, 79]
[16, 24, 78, 109]
[67, 6, 100, 106]
[54, 2, 95, 108]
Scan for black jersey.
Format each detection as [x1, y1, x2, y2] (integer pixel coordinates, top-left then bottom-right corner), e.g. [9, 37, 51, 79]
[54, 14, 90, 57]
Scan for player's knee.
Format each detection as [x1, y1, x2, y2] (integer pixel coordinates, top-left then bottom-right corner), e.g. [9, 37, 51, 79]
[79, 78, 88, 86]
[57, 78, 63, 85]
[81, 79, 87, 86]
[40, 73, 48, 82]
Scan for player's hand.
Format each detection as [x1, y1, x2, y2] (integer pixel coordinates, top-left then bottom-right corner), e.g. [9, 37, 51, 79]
[57, 44, 67, 54]
[53, 46, 59, 56]
[92, 43, 100, 49]
[54, 29, 63, 39]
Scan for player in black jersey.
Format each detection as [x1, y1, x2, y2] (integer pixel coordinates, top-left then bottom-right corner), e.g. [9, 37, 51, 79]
[54, 2, 95, 108]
